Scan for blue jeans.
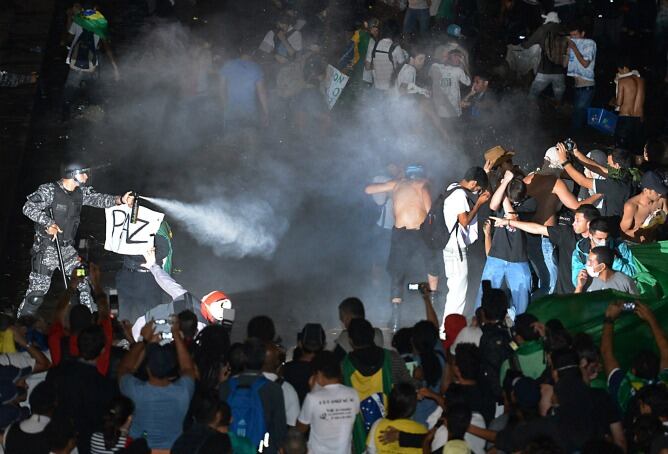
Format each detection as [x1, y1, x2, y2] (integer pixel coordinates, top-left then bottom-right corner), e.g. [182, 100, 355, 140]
[571, 85, 595, 132]
[403, 8, 430, 36]
[528, 235, 557, 298]
[475, 256, 532, 320]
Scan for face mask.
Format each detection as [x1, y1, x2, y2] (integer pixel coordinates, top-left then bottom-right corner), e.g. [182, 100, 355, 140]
[592, 238, 607, 247]
[586, 264, 600, 278]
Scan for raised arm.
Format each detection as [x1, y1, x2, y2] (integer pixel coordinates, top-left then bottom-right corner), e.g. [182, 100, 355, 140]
[573, 146, 608, 177]
[172, 319, 196, 378]
[117, 322, 156, 380]
[81, 186, 133, 209]
[635, 303, 668, 370]
[144, 249, 187, 301]
[489, 171, 514, 211]
[458, 190, 490, 229]
[11, 326, 51, 373]
[552, 177, 601, 209]
[365, 180, 398, 195]
[601, 303, 622, 376]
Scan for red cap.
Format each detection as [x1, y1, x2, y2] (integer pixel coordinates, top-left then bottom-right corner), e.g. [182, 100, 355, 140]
[442, 314, 467, 350]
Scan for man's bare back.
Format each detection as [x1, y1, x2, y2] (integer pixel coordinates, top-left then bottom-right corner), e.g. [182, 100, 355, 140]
[617, 75, 645, 118]
[621, 194, 667, 242]
[392, 179, 430, 229]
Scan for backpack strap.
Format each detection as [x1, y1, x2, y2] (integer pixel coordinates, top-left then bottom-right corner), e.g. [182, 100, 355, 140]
[371, 39, 380, 61]
[251, 375, 269, 392]
[444, 185, 467, 261]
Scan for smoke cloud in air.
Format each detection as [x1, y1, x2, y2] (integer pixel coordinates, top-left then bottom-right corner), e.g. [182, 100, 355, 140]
[141, 195, 289, 259]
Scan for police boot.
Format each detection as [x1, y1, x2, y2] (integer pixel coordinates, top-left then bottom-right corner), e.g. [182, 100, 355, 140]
[17, 294, 44, 318]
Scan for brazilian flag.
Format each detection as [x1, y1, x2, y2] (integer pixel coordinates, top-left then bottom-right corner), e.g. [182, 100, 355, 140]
[528, 241, 668, 368]
[73, 9, 108, 40]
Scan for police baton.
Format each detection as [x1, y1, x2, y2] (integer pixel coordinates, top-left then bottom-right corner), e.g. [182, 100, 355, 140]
[47, 208, 69, 288]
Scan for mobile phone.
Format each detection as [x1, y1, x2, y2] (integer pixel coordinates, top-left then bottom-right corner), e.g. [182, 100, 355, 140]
[622, 302, 636, 312]
[76, 266, 87, 277]
[407, 283, 420, 291]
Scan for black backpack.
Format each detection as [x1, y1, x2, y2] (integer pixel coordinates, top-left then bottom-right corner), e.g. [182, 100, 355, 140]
[478, 323, 514, 401]
[70, 29, 98, 71]
[420, 185, 472, 252]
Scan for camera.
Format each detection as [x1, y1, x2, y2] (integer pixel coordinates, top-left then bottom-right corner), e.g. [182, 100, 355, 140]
[564, 138, 576, 153]
[622, 302, 636, 312]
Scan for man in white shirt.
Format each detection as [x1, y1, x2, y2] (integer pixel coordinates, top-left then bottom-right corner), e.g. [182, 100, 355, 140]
[441, 167, 490, 338]
[297, 351, 359, 454]
[395, 49, 428, 96]
[428, 46, 471, 119]
[365, 27, 406, 91]
[567, 22, 596, 131]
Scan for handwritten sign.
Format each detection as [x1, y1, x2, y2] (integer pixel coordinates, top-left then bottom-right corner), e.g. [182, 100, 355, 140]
[325, 64, 349, 110]
[104, 205, 164, 255]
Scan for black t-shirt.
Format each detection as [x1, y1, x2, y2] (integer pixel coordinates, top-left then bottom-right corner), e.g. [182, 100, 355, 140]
[488, 203, 534, 263]
[547, 224, 578, 294]
[594, 178, 634, 218]
[588, 388, 621, 437]
[281, 360, 313, 405]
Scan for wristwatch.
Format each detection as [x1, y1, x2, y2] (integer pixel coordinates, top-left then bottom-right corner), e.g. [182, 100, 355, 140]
[561, 160, 571, 167]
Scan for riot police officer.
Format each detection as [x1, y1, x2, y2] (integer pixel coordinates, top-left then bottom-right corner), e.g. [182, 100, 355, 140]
[18, 162, 134, 316]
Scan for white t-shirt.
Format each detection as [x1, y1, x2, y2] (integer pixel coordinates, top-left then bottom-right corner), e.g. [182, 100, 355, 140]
[298, 383, 359, 454]
[366, 38, 406, 90]
[259, 28, 303, 55]
[442, 184, 478, 249]
[567, 38, 596, 83]
[428, 63, 470, 118]
[263, 372, 301, 426]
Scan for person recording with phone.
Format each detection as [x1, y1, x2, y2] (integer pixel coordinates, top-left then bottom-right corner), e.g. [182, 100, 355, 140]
[18, 161, 134, 317]
[574, 246, 638, 294]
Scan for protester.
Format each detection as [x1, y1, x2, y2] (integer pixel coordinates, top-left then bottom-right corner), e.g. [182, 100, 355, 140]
[566, 22, 596, 131]
[613, 56, 646, 154]
[118, 320, 196, 450]
[575, 246, 639, 294]
[296, 351, 359, 453]
[620, 170, 668, 243]
[523, 12, 567, 104]
[428, 47, 471, 121]
[283, 323, 326, 403]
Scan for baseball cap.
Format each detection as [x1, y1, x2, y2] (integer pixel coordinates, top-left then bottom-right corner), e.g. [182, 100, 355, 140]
[300, 323, 326, 351]
[642, 171, 668, 196]
[145, 344, 177, 379]
[442, 314, 467, 350]
[447, 24, 464, 38]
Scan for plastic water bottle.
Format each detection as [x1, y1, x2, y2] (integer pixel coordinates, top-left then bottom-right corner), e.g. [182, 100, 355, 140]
[391, 303, 401, 334]
[237, 419, 247, 438]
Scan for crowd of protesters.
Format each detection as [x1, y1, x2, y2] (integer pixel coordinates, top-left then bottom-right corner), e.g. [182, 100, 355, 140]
[2, 0, 668, 450]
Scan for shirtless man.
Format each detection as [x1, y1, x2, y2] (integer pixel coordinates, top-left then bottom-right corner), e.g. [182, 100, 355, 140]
[490, 155, 602, 296]
[612, 57, 645, 154]
[621, 170, 668, 243]
[365, 164, 440, 331]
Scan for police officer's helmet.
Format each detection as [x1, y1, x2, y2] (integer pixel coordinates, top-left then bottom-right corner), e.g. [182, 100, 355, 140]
[61, 162, 91, 180]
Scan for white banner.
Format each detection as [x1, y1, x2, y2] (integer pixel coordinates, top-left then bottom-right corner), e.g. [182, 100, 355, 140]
[104, 205, 164, 255]
[325, 64, 349, 110]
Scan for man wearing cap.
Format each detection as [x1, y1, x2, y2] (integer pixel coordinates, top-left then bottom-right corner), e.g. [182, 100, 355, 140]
[365, 164, 441, 332]
[18, 163, 134, 317]
[620, 170, 668, 243]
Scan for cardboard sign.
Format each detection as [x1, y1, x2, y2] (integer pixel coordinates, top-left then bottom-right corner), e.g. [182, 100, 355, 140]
[104, 205, 164, 255]
[325, 64, 349, 110]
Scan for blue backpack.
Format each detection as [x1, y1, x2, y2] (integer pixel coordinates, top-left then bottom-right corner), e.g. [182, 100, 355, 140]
[227, 376, 268, 448]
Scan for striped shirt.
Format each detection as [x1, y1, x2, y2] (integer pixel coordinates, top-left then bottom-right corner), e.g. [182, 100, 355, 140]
[90, 432, 129, 454]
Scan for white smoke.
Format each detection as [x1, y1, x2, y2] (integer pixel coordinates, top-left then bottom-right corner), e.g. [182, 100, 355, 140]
[142, 195, 289, 259]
